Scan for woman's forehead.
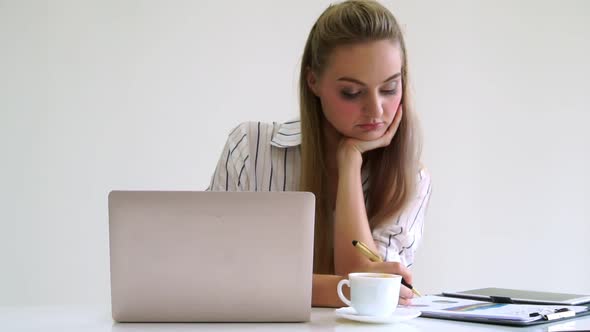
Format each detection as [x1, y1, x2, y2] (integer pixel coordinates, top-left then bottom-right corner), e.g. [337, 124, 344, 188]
[323, 40, 403, 84]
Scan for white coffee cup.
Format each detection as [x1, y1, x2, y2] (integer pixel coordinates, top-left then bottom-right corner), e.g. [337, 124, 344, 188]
[337, 272, 402, 316]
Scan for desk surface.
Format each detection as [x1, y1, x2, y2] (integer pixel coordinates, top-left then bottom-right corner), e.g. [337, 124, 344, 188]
[2, 306, 590, 332]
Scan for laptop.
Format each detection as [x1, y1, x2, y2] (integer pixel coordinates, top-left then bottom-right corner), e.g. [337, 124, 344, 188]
[108, 191, 315, 322]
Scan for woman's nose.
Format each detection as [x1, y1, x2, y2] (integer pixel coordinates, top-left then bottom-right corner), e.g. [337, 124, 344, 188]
[363, 93, 383, 118]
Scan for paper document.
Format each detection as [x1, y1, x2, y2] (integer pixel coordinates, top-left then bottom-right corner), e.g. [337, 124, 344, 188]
[403, 295, 588, 323]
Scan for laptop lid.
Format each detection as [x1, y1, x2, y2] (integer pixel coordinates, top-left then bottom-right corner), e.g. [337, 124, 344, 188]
[108, 191, 315, 322]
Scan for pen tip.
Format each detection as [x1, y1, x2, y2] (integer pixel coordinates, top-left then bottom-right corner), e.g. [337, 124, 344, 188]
[352, 240, 358, 246]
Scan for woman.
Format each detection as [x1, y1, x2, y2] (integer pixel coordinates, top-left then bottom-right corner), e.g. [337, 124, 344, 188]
[208, 0, 432, 307]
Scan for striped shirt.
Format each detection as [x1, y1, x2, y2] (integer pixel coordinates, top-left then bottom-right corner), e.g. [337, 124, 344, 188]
[207, 120, 432, 267]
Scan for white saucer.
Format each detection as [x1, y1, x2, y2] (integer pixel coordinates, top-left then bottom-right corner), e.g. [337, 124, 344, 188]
[335, 307, 421, 324]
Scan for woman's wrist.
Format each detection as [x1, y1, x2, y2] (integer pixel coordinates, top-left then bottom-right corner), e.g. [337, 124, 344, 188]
[337, 141, 363, 170]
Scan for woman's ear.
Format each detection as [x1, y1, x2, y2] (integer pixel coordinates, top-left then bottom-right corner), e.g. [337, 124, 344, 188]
[306, 68, 320, 96]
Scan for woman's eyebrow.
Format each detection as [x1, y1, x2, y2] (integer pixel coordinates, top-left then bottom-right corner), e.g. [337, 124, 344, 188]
[337, 73, 401, 86]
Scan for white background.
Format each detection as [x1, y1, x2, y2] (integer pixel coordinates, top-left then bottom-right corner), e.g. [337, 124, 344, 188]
[1, 0, 588, 306]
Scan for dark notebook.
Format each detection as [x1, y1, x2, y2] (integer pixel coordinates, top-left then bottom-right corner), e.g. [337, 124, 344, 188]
[442, 288, 590, 306]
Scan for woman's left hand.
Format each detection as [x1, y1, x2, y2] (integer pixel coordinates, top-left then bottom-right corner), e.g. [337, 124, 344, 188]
[337, 104, 403, 166]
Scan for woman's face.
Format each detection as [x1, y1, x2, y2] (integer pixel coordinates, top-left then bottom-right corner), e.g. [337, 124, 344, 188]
[308, 39, 403, 141]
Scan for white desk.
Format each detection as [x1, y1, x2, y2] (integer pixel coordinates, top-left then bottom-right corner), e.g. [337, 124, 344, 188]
[2, 306, 590, 332]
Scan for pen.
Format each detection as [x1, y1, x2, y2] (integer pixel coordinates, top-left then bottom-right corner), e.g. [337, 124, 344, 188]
[352, 240, 422, 297]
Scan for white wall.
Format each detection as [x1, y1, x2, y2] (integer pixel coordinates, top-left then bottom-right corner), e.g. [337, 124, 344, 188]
[1, 0, 588, 306]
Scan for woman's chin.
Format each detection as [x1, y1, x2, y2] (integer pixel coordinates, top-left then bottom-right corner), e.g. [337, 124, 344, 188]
[350, 129, 386, 141]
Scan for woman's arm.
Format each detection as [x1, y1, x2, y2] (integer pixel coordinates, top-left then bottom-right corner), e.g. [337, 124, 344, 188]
[332, 147, 377, 276]
[312, 274, 347, 307]
[332, 108, 404, 277]
[206, 123, 250, 192]
[330, 109, 415, 303]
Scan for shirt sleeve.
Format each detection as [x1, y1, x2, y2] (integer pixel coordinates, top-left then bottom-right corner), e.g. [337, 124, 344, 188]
[372, 168, 432, 267]
[206, 123, 252, 191]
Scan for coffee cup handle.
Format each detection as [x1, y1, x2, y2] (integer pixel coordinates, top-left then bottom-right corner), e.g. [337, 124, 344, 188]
[337, 279, 352, 307]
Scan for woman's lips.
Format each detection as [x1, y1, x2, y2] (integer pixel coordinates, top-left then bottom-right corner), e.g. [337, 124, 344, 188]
[357, 122, 385, 131]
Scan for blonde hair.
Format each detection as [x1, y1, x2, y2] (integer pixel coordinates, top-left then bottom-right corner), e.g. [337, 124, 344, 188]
[299, 0, 421, 274]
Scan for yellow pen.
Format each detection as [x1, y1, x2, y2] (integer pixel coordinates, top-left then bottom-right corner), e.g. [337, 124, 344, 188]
[352, 240, 422, 297]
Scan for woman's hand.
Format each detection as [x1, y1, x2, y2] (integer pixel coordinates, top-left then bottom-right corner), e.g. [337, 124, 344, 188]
[337, 105, 403, 167]
[363, 260, 414, 305]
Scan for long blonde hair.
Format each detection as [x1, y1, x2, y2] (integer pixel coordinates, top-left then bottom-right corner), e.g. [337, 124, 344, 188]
[299, 0, 421, 274]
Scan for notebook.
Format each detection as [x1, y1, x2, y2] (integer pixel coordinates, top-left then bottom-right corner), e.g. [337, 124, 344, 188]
[406, 295, 590, 326]
[443, 288, 590, 306]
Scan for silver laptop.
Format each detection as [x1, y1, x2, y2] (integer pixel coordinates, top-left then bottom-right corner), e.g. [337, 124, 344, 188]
[108, 191, 315, 322]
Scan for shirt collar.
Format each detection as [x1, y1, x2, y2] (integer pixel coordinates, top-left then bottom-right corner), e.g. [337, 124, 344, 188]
[270, 119, 301, 148]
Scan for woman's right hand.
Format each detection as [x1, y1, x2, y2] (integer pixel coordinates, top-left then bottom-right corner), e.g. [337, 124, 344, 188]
[364, 261, 414, 305]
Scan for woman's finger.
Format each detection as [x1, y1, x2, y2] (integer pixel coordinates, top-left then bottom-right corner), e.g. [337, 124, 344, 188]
[399, 284, 414, 300]
[373, 105, 403, 148]
[399, 297, 412, 306]
[387, 106, 403, 139]
[384, 262, 412, 285]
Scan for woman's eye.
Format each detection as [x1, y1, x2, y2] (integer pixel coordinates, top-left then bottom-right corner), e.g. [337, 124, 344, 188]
[381, 89, 397, 95]
[341, 91, 362, 99]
